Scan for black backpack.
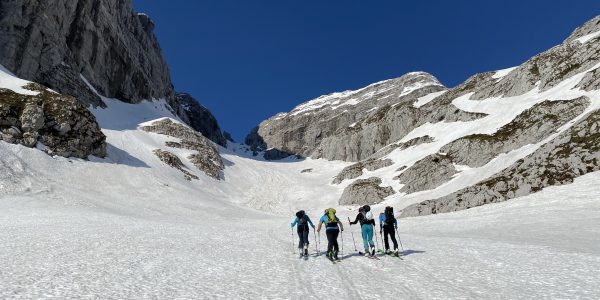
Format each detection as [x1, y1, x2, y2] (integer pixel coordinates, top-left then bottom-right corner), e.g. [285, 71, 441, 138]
[296, 210, 307, 226]
[384, 206, 395, 225]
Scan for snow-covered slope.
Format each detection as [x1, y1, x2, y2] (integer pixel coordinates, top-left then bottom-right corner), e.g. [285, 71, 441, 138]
[1, 119, 599, 298]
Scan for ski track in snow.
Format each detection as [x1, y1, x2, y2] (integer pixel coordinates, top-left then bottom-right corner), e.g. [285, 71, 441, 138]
[0, 65, 599, 299]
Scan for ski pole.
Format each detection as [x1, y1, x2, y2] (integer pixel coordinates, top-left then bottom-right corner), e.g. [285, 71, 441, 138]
[347, 217, 357, 252]
[313, 229, 319, 255]
[341, 230, 344, 256]
[291, 226, 295, 254]
[396, 227, 404, 251]
[373, 221, 380, 252]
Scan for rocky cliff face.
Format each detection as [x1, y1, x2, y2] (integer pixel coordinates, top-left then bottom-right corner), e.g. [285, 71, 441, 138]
[245, 72, 451, 161]
[0, 0, 226, 146]
[0, 0, 172, 107]
[173, 93, 226, 147]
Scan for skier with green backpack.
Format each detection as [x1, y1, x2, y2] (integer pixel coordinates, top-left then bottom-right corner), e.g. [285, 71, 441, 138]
[291, 210, 315, 257]
[317, 208, 344, 262]
[379, 206, 400, 257]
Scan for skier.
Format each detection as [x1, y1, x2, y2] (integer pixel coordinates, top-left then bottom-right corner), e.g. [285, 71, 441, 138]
[316, 208, 344, 261]
[379, 206, 399, 256]
[291, 210, 315, 256]
[349, 205, 376, 256]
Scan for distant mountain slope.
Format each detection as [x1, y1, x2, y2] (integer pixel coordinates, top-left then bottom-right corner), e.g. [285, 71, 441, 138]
[247, 14, 600, 215]
[245, 72, 450, 161]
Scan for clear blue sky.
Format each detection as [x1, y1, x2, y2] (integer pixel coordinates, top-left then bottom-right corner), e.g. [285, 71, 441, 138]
[132, 0, 600, 142]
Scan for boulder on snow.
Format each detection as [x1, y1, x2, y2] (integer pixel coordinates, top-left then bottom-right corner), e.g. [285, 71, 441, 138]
[339, 177, 395, 205]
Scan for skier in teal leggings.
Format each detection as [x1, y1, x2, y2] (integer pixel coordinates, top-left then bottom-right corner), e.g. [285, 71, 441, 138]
[349, 205, 376, 256]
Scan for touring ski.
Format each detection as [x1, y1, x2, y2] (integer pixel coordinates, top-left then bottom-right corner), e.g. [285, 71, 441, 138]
[358, 252, 380, 260]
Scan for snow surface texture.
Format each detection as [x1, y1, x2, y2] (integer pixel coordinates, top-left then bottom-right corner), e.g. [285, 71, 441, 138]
[1, 136, 599, 298]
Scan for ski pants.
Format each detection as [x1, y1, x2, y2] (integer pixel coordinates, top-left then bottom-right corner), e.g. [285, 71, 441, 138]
[326, 229, 339, 254]
[383, 225, 398, 250]
[361, 224, 375, 250]
[297, 225, 310, 248]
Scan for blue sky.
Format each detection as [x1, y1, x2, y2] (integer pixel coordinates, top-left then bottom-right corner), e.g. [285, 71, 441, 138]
[133, 0, 600, 142]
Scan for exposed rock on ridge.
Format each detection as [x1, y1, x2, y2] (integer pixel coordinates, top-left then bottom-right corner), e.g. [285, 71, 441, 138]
[395, 98, 590, 194]
[141, 119, 224, 180]
[401, 108, 600, 217]
[173, 93, 226, 146]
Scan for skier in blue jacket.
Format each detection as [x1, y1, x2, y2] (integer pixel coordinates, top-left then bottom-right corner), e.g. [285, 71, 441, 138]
[379, 206, 399, 256]
[291, 210, 315, 256]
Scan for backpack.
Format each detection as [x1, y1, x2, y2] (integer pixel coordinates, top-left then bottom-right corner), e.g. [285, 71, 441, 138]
[325, 208, 337, 223]
[296, 210, 308, 226]
[363, 210, 373, 221]
[384, 206, 395, 225]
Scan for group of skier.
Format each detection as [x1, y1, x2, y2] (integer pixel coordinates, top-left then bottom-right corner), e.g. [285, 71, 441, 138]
[290, 205, 401, 262]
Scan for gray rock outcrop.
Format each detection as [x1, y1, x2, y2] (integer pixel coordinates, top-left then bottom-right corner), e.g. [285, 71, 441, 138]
[396, 154, 457, 193]
[401, 108, 600, 217]
[332, 158, 393, 184]
[141, 119, 224, 180]
[152, 149, 199, 181]
[369, 135, 434, 160]
[441, 98, 590, 167]
[0, 83, 106, 158]
[173, 93, 226, 146]
[339, 177, 395, 205]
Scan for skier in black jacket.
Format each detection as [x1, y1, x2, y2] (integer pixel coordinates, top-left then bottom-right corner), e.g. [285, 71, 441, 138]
[349, 205, 376, 256]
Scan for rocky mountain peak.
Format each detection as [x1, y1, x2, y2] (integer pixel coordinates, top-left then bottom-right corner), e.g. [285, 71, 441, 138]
[283, 71, 445, 118]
